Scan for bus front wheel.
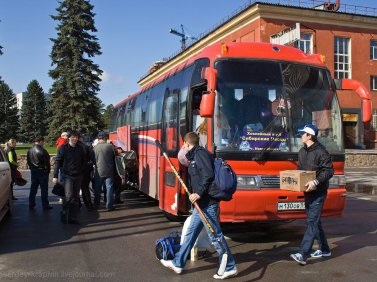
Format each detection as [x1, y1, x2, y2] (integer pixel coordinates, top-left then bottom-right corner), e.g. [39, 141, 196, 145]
[163, 211, 186, 222]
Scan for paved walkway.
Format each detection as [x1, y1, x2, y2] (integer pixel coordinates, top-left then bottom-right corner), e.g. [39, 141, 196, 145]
[345, 167, 377, 196]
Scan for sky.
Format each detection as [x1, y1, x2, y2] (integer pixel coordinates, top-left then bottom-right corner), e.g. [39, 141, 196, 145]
[0, 0, 376, 107]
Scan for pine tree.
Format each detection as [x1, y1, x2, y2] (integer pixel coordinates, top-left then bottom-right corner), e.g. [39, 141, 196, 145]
[102, 104, 114, 130]
[0, 80, 19, 143]
[48, 0, 103, 140]
[20, 80, 47, 142]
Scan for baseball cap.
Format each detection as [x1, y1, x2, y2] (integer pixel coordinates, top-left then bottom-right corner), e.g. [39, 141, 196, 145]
[97, 131, 105, 138]
[61, 132, 68, 137]
[298, 124, 318, 137]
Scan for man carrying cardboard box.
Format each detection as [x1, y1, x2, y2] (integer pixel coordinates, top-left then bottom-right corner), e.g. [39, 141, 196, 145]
[290, 124, 334, 265]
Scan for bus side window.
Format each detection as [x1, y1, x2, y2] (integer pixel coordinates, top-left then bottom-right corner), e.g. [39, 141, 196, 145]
[163, 93, 179, 151]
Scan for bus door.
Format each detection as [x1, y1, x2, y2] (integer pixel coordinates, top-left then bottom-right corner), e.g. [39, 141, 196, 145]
[189, 83, 209, 149]
[160, 88, 184, 216]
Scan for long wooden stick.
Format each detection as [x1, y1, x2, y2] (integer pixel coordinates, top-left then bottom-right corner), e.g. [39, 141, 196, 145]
[155, 140, 228, 275]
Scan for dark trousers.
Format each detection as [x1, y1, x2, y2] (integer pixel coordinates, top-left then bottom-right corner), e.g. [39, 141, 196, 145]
[29, 169, 49, 208]
[10, 168, 16, 198]
[299, 194, 330, 259]
[62, 175, 83, 220]
[114, 175, 122, 202]
[81, 169, 93, 209]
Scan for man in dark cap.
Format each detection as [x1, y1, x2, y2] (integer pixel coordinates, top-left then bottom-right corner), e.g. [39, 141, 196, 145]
[290, 124, 334, 265]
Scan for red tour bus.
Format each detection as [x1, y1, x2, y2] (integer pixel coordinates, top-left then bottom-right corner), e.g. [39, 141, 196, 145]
[109, 42, 371, 222]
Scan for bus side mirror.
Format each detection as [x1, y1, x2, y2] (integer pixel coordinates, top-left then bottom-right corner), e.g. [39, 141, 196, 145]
[334, 79, 372, 122]
[199, 67, 217, 117]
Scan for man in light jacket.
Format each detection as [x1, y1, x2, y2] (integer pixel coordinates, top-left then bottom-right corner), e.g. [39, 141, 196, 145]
[93, 131, 116, 211]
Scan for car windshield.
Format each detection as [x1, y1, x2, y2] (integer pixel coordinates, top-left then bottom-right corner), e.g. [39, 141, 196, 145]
[213, 59, 343, 154]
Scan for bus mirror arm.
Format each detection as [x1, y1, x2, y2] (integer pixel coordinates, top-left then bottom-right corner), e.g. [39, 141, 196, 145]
[199, 67, 217, 117]
[334, 79, 372, 122]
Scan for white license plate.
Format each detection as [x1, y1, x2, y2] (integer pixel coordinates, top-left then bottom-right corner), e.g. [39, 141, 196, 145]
[277, 202, 305, 211]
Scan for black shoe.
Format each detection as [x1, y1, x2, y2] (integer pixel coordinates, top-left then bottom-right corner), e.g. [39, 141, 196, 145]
[60, 211, 68, 224]
[114, 199, 124, 204]
[29, 206, 35, 211]
[43, 206, 53, 210]
[107, 207, 116, 211]
[12, 197, 18, 200]
[68, 219, 80, 225]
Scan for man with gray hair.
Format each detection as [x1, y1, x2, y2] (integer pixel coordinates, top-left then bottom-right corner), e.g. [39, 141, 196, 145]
[93, 131, 116, 211]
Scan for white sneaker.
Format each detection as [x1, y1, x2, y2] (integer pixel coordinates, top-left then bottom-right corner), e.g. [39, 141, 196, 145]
[213, 267, 238, 279]
[160, 259, 182, 274]
[290, 253, 306, 265]
[310, 250, 332, 258]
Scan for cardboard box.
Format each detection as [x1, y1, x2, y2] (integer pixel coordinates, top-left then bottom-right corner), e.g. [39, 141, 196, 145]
[280, 170, 316, 192]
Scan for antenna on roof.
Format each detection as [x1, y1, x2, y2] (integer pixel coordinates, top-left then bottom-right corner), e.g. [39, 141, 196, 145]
[169, 24, 197, 51]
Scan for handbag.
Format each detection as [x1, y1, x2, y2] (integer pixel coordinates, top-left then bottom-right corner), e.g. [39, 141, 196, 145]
[14, 170, 27, 186]
[52, 183, 65, 197]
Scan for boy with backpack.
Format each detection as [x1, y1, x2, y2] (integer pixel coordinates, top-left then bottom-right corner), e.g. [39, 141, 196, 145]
[160, 132, 237, 279]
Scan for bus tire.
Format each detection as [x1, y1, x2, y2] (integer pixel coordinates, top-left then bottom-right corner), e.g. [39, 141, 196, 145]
[164, 211, 185, 222]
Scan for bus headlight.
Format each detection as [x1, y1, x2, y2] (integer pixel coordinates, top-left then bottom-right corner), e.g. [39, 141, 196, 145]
[329, 175, 346, 188]
[237, 176, 259, 189]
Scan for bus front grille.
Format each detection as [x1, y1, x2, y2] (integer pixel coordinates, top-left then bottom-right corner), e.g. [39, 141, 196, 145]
[260, 176, 280, 188]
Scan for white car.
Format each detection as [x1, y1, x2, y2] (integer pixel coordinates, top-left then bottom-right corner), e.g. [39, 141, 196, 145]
[0, 146, 12, 222]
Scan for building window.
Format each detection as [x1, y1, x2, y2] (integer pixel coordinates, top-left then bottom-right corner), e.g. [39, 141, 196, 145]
[371, 40, 377, 60]
[294, 33, 312, 54]
[371, 76, 377, 91]
[372, 111, 377, 131]
[334, 37, 351, 79]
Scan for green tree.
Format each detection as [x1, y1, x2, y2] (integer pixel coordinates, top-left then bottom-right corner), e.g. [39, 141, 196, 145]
[102, 104, 114, 130]
[0, 80, 19, 143]
[48, 0, 103, 140]
[20, 80, 47, 142]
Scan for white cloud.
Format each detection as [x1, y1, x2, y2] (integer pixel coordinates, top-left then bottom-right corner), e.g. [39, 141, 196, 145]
[114, 75, 125, 85]
[100, 70, 110, 83]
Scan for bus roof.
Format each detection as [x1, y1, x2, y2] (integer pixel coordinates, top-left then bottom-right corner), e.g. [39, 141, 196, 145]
[114, 42, 326, 108]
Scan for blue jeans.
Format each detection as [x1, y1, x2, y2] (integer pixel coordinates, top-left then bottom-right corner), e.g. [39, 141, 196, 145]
[29, 169, 49, 208]
[94, 173, 114, 209]
[172, 203, 236, 271]
[299, 194, 330, 260]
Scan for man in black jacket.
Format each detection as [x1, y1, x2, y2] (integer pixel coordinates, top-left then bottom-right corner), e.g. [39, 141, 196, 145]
[160, 132, 237, 279]
[53, 131, 86, 224]
[290, 124, 334, 265]
[27, 136, 52, 211]
[78, 135, 94, 210]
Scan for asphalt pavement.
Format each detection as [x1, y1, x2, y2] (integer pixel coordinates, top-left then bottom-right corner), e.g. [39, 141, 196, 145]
[345, 167, 377, 198]
[4, 168, 376, 282]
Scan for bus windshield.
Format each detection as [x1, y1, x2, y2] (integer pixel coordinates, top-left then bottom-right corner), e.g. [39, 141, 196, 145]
[214, 59, 343, 154]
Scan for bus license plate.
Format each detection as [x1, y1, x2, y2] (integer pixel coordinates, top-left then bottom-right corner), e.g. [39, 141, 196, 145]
[277, 202, 305, 211]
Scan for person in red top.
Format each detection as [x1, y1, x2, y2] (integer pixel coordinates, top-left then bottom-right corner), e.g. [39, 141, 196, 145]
[56, 132, 68, 184]
[56, 132, 68, 151]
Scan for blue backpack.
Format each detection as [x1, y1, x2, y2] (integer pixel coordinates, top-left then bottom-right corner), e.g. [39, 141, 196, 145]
[209, 158, 237, 201]
[155, 230, 181, 260]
